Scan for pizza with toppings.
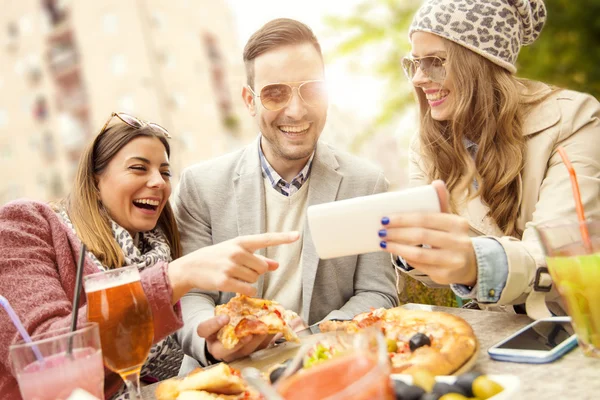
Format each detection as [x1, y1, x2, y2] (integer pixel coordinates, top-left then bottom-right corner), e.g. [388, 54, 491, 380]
[215, 294, 300, 349]
[155, 363, 262, 399]
[319, 307, 477, 375]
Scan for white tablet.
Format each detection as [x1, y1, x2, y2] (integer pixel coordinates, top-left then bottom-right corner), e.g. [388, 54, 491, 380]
[307, 184, 444, 259]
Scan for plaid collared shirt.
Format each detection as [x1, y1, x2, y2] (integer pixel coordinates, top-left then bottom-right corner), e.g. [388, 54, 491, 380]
[258, 139, 314, 197]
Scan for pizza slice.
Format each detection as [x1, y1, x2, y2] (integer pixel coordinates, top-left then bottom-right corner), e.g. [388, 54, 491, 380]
[155, 363, 262, 400]
[215, 294, 300, 349]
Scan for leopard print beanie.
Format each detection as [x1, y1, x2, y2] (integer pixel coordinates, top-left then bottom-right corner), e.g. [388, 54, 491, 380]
[409, 0, 547, 73]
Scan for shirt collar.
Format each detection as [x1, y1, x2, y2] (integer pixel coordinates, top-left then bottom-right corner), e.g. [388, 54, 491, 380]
[258, 136, 314, 192]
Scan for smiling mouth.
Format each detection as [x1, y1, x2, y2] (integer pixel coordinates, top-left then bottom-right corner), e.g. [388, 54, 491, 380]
[132, 199, 159, 211]
[425, 89, 449, 102]
[279, 123, 310, 135]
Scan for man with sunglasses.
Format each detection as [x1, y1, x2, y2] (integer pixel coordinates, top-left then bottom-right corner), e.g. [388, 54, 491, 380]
[173, 18, 398, 373]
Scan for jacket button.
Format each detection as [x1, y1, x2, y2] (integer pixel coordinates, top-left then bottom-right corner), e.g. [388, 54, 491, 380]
[489, 289, 496, 297]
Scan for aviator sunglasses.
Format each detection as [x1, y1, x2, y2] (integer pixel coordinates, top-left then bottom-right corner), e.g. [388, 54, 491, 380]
[100, 112, 171, 138]
[248, 80, 328, 111]
[401, 55, 447, 83]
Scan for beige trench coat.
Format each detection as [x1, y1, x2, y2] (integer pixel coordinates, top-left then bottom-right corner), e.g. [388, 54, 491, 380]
[403, 82, 600, 319]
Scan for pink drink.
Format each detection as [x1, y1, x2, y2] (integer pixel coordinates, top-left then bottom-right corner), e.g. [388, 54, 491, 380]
[17, 347, 104, 400]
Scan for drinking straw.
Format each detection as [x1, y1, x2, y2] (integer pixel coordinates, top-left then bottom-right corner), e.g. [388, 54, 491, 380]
[0, 295, 44, 362]
[67, 243, 87, 356]
[557, 146, 593, 253]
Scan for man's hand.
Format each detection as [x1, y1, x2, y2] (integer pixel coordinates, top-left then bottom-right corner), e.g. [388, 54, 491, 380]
[197, 315, 274, 363]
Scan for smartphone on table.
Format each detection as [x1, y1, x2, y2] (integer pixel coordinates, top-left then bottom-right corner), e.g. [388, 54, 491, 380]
[487, 316, 578, 363]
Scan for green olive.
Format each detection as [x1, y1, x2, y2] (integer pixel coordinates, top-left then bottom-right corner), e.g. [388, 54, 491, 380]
[386, 338, 398, 353]
[472, 376, 504, 399]
[439, 394, 470, 400]
[411, 368, 436, 392]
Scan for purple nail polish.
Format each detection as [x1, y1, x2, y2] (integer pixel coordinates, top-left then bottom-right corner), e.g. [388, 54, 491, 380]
[381, 217, 390, 225]
[378, 229, 387, 238]
[380, 241, 387, 249]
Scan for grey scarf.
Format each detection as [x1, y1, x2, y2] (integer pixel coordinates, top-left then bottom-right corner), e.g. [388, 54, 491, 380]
[57, 210, 182, 399]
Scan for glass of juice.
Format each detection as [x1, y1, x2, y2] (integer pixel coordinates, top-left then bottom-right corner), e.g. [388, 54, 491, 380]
[9, 322, 104, 400]
[84, 266, 154, 399]
[536, 218, 600, 357]
[274, 329, 394, 400]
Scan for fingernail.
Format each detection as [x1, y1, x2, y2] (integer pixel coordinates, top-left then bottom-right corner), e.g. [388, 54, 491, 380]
[217, 315, 228, 324]
[378, 229, 387, 238]
[381, 217, 390, 225]
[380, 241, 387, 249]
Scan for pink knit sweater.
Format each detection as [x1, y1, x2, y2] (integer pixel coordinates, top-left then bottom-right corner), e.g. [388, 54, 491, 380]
[0, 200, 184, 399]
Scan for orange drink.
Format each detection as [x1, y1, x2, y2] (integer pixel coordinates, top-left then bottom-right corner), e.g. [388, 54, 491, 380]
[84, 266, 153, 399]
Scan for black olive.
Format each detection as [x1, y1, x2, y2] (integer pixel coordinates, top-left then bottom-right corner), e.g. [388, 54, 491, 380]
[269, 359, 296, 384]
[454, 371, 483, 397]
[393, 380, 425, 400]
[420, 393, 442, 400]
[269, 365, 287, 383]
[432, 382, 468, 397]
[408, 333, 431, 352]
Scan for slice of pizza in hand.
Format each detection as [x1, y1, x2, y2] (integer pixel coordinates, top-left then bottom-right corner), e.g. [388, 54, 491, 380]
[215, 294, 301, 349]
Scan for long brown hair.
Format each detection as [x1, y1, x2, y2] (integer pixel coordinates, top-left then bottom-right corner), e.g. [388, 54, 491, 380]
[61, 121, 181, 268]
[416, 40, 549, 237]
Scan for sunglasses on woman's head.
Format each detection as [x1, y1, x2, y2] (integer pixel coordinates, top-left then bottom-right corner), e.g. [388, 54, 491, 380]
[100, 112, 171, 138]
[248, 80, 328, 111]
[401, 56, 447, 83]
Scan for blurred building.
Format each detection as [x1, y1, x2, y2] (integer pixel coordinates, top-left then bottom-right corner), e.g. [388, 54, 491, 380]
[0, 0, 255, 205]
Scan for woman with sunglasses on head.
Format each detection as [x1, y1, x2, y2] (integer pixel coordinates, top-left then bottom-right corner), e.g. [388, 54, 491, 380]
[380, 0, 600, 318]
[0, 113, 299, 399]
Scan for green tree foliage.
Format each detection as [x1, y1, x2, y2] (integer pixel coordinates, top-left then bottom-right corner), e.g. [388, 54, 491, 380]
[518, 0, 600, 99]
[323, 0, 420, 132]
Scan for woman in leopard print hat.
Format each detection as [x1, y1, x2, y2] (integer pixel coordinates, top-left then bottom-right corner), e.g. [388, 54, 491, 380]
[0, 114, 299, 400]
[382, 0, 600, 319]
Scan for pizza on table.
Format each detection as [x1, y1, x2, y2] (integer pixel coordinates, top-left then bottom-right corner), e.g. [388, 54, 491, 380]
[319, 307, 478, 375]
[156, 298, 508, 400]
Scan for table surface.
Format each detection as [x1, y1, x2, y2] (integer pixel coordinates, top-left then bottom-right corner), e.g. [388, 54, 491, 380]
[141, 303, 600, 400]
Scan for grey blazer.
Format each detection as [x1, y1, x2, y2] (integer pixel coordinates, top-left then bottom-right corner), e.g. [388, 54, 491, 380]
[172, 136, 398, 374]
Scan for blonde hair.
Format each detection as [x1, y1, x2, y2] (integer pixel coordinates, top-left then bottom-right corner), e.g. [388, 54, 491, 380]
[60, 122, 181, 268]
[416, 39, 550, 237]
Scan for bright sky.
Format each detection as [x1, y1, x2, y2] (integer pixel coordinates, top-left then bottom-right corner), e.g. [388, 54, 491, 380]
[225, 0, 387, 120]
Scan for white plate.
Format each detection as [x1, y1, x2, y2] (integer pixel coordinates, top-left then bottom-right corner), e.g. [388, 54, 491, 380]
[390, 374, 520, 400]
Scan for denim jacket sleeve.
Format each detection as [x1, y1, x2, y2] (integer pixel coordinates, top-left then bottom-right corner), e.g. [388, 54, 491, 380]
[451, 237, 509, 303]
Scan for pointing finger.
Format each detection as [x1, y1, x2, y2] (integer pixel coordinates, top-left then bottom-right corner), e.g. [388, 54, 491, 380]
[237, 231, 300, 252]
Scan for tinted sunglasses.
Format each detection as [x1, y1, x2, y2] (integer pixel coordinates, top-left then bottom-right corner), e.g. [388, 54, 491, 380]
[100, 112, 171, 138]
[401, 56, 447, 83]
[248, 80, 328, 111]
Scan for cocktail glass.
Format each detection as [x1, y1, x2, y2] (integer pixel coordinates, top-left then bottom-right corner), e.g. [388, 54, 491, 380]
[536, 218, 600, 357]
[10, 322, 104, 400]
[274, 329, 394, 400]
[84, 266, 154, 399]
